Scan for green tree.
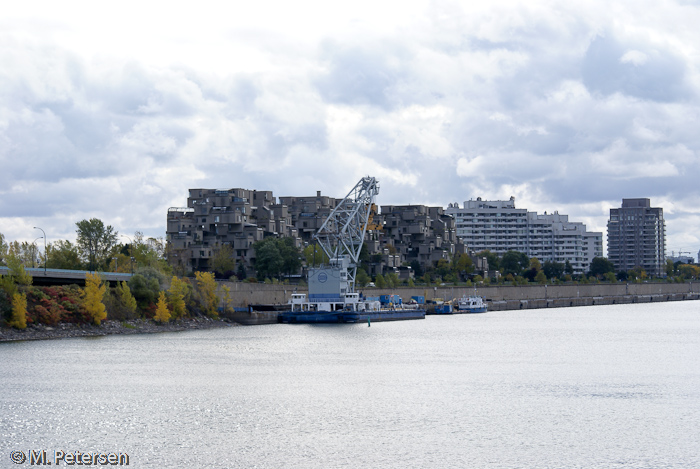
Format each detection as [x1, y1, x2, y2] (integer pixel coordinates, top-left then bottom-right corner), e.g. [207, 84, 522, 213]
[678, 264, 700, 280]
[356, 269, 371, 287]
[543, 261, 564, 280]
[76, 218, 118, 271]
[453, 254, 474, 281]
[278, 238, 302, 277]
[5, 253, 33, 286]
[82, 272, 107, 325]
[535, 270, 547, 284]
[564, 260, 574, 276]
[107, 253, 134, 273]
[435, 259, 451, 279]
[386, 272, 400, 288]
[236, 263, 247, 280]
[410, 260, 424, 277]
[604, 272, 617, 283]
[210, 244, 236, 278]
[254, 240, 283, 280]
[6, 240, 42, 268]
[253, 237, 301, 280]
[122, 232, 171, 275]
[500, 251, 529, 276]
[628, 266, 647, 281]
[128, 273, 161, 311]
[477, 250, 500, 271]
[375, 273, 386, 288]
[46, 240, 84, 270]
[665, 259, 675, 277]
[303, 243, 330, 266]
[0, 232, 7, 265]
[530, 257, 542, 271]
[116, 281, 138, 317]
[589, 257, 615, 278]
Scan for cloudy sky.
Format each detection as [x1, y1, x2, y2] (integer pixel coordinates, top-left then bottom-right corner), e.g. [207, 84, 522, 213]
[2, 0, 699, 257]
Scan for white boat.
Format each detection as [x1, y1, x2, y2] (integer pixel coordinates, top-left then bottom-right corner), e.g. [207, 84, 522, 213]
[456, 295, 488, 313]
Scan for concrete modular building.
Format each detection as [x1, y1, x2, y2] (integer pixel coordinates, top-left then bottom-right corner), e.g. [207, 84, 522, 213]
[446, 197, 603, 274]
[277, 191, 339, 244]
[167, 188, 483, 279]
[166, 188, 297, 275]
[372, 205, 466, 276]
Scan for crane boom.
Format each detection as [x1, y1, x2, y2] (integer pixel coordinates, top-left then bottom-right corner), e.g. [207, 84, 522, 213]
[313, 176, 379, 293]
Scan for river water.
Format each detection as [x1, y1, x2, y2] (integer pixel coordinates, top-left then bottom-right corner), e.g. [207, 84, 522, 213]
[2, 302, 699, 468]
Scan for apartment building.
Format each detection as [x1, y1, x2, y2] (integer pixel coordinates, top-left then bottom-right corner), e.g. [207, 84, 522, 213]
[166, 188, 297, 275]
[166, 188, 483, 278]
[607, 198, 666, 277]
[445, 197, 603, 274]
[372, 205, 466, 275]
[277, 191, 339, 244]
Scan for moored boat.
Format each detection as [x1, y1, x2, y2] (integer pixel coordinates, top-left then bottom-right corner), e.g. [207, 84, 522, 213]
[456, 295, 488, 313]
[279, 292, 425, 323]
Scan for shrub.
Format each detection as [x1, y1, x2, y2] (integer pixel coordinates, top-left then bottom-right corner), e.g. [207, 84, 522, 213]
[24, 285, 89, 325]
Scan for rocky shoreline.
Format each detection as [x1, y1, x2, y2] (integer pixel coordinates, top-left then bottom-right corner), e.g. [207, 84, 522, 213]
[0, 317, 239, 343]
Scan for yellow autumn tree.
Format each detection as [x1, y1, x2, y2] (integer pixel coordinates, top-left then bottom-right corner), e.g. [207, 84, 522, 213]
[168, 276, 187, 320]
[8, 292, 28, 329]
[195, 271, 218, 318]
[222, 285, 232, 314]
[153, 291, 171, 323]
[82, 272, 107, 325]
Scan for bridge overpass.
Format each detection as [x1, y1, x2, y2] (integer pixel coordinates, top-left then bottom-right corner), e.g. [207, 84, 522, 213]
[0, 267, 133, 286]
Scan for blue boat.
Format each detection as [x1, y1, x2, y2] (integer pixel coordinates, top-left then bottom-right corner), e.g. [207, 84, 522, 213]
[432, 304, 454, 315]
[279, 292, 425, 324]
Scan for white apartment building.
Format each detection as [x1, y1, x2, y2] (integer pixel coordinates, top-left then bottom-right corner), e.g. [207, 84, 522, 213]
[446, 197, 603, 274]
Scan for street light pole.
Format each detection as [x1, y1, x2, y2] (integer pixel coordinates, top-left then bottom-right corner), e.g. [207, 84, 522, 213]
[33, 227, 46, 273]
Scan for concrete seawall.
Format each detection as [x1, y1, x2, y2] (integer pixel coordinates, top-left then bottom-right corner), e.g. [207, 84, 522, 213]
[217, 281, 700, 314]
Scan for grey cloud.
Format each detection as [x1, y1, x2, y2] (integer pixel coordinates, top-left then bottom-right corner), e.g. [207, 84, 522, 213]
[582, 34, 690, 102]
[315, 42, 409, 110]
[224, 76, 260, 119]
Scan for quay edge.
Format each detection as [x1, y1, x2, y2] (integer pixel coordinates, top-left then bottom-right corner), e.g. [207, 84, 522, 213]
[216, 282, 700, 323]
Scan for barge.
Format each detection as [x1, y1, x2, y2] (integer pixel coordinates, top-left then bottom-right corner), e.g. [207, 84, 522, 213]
[279, 292, 425, 324]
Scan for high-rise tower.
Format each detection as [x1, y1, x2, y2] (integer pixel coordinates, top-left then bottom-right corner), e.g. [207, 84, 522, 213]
[607, 198, 666, 277]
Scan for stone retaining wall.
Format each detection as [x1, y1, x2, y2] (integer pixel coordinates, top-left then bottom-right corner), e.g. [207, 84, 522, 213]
[217, 281, 700, 312]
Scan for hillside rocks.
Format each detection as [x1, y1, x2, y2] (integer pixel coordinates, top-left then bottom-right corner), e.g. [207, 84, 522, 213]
[0, 317, 237, 343]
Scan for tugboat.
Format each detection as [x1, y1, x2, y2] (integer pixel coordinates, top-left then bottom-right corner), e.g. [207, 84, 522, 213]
[456, 294, 488, 313]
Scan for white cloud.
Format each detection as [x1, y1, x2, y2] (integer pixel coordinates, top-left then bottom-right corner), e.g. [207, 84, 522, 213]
[620, 50, 649, 65]
[2, 0, 700, 257]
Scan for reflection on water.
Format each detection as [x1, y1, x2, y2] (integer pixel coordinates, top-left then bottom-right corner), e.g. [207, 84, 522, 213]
[2, 302, 700, 468]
